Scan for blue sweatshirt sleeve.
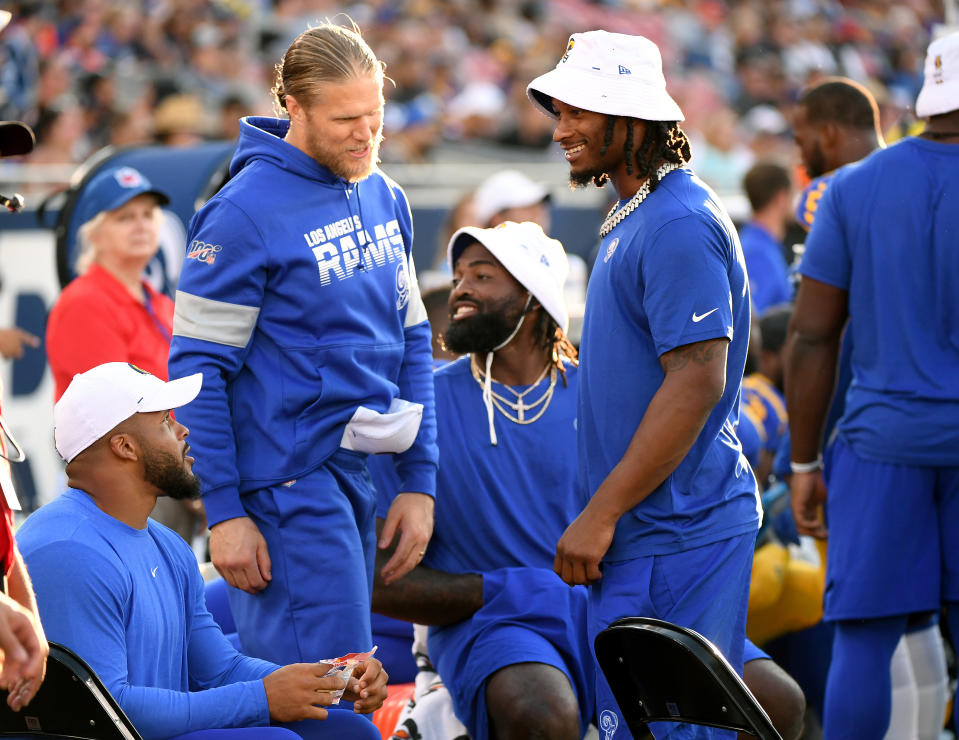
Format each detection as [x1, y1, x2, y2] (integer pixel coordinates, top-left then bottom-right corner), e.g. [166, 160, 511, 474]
[25, 541, 272, 740]
[169, 197, 267, 526]
[391, 187, 438, 498]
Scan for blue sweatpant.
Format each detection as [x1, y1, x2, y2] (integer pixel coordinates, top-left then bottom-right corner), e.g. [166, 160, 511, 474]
[226, 450, 378, 665]
[589, 533, 754, 740]
[167, 707, 381, 740]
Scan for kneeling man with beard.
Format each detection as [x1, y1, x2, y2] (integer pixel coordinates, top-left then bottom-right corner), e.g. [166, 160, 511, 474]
[373, 222, 594, 740]
[18, 363, 386, 740]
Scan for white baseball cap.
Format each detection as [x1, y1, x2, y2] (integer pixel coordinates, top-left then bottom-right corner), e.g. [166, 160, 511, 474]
[527, 30, 684, 122]
[55, 363, 202, 463]
[448, 221, 569, 332]
[915, 31, 959, 118]
[473, 170, 551, 227]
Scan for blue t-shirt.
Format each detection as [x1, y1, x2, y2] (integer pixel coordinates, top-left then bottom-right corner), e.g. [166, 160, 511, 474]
[578, 168, 760, 560]
[18, 489, 277, 740]
[739, 222, 793, 313]
[801, 137, 959, 465]
[420, 357, 581, 573]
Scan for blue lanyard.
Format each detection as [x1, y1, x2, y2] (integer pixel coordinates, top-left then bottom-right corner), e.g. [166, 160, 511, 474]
[142, 287, 172, 344]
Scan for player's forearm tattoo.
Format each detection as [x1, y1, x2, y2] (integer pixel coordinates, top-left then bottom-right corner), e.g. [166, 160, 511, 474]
[661, 339, 722, 372]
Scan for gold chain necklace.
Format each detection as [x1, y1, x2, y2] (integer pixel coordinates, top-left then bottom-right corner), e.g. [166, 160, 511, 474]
[470, 356, 557, 424]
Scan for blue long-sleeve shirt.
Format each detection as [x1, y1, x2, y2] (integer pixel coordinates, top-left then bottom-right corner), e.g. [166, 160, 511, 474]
[18, 489, 278, 740]
[169, 116, 437, 526]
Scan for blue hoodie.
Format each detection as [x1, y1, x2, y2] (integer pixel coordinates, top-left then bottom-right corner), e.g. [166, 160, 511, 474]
[169, 116, 437, 526]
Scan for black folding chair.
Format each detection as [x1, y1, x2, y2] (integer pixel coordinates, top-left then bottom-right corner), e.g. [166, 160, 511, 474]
[594, 617, 782, 740]
[0, 641, 141, 740]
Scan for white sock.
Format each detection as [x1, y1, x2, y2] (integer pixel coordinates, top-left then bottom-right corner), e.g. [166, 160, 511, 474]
[905, 623, 948, 740]
[885, 636, 918, 740]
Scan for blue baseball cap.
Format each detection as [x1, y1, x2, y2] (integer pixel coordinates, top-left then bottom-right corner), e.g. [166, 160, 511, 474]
[76, 166, 170, 227]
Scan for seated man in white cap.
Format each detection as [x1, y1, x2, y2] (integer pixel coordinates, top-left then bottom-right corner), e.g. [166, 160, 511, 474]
[527, 31, 760, 739]
[17, 363, 387, 740]
[374, 222, 593, 740]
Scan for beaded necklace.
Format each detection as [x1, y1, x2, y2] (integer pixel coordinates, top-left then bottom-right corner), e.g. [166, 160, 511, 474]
[470, 355, 557, 425]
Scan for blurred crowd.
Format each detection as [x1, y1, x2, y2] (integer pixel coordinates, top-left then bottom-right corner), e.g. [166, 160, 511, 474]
[0, 0, 942, 189]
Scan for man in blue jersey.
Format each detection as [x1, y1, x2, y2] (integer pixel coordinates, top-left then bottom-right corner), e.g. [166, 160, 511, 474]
[527, 31, 760, 738]
[739, 163, 794, 314]
[792, 77, 884, 233]
[785, 31, 959, 739]
[18, 363, 387, 740]
[167, 21, 437, 665]
[373, 221, 592, 740]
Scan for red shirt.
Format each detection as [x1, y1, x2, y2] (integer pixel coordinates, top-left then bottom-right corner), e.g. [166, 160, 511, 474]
[0, 398, 16, 575]
[46, 263, 174, 401]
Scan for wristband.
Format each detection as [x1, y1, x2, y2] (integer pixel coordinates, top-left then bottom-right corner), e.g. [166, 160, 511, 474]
[790, 457, 823, 474]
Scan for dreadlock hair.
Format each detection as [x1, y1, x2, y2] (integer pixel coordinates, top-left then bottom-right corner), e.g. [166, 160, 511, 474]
[591, 118, 692, 190]
[531, 306, 578, 387]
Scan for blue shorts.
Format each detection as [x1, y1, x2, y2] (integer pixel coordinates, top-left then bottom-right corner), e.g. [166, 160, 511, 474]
[823, 436, 959, 621]
[589, 533, 754, 740]
[430, 567, 594, 740]
[227, 449, 378, 665]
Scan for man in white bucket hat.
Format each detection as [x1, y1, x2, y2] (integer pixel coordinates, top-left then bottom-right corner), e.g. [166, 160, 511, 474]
[786, 29, 959, 738]
[528, 31, 760, 739]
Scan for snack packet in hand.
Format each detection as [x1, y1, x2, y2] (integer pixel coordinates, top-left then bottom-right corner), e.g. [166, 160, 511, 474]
[319, 647, 377, 703]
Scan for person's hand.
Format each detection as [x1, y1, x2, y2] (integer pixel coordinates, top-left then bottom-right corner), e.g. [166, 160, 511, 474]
[791, 470, 828, 539]
[263, 663, 345, 722]
[0, 328, 39, 360]
[554, 504, 616, 586]
[378, 492, 434, 585]
[343, 658, 388, 714]
[210, 516, 271, 593]
[0, 594, 48, 711]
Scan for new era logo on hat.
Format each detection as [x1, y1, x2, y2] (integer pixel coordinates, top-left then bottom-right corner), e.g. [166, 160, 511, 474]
[527, 30, 684, 123]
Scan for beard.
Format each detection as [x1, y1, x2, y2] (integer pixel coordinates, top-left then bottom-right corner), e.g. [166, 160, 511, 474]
[143, 445, 201, 501]
[303, 122, 383, 183]
[442, 294, 528, 354]
[804, 143, 827, 179]
[568, 163, 609, 188]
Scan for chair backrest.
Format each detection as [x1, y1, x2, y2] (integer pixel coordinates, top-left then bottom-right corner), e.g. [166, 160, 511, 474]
[0, 641, 141, 740]
[594, 617, 782, 740]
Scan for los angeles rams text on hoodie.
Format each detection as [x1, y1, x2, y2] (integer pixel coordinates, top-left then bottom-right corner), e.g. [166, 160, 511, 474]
[169, 116, 437, 526]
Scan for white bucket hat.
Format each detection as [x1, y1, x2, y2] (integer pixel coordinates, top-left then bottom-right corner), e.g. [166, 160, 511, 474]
[55, 362, 202, 462]
[527, 30, 684, 122]
[448, 221, 569, 333]
[915, 31, 959, 118]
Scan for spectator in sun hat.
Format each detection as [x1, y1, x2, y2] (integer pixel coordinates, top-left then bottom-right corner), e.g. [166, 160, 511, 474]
[528, 30, 759, 739]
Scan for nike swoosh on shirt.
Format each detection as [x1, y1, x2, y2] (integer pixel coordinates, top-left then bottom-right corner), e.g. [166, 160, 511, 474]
[692, 308, 719, 322]
[151, 567, 158, 578]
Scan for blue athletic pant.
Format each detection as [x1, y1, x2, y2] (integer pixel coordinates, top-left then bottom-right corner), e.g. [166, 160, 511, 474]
[226, 450, 377, 665]
[166, 707, 381, 740]
[588, 533, 754, 740]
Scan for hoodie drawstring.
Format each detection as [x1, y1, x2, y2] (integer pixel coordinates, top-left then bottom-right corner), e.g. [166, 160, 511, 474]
[481, 293, 533, 446]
